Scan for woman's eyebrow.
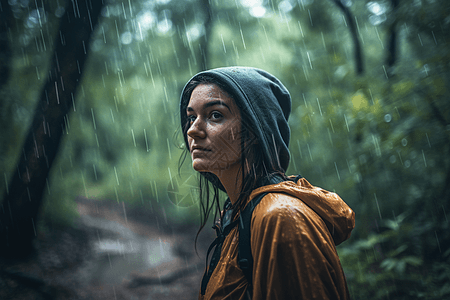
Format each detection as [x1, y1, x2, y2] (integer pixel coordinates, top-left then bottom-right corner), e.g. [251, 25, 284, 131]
[187, 100, 231, 112]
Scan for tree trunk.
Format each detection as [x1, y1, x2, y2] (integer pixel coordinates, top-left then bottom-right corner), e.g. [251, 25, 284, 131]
[199, 0, 213, 71]
[0, 0, 13, 88]
[0, 0, 104, 258]
[386, 0, 400, 72]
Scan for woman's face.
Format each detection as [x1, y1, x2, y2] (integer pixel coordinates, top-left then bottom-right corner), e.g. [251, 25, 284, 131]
[186, 83, 242, 177]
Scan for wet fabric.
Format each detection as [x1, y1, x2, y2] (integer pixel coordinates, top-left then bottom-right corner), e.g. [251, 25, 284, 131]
[198, 177, 355, 300]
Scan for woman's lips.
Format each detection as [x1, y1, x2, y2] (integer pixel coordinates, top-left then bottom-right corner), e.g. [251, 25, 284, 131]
[190, 146, 211, 155]
[191, 148, 210, 153]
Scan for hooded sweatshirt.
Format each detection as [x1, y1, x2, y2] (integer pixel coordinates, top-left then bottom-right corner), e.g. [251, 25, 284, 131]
[200, 177, 355, 300]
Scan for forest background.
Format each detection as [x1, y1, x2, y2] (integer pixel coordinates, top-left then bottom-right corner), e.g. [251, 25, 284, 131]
[0, 0, 449, 299]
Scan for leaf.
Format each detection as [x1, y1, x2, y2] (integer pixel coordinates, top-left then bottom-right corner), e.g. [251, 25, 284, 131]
[402, 256, 423, 267]
[389, 244, 408, 257]
[381, 258, 397, 271]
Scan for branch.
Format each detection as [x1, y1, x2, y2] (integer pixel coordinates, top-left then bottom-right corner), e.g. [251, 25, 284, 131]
[331, 0, 364, 75]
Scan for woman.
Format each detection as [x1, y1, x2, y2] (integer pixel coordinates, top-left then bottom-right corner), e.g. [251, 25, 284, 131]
[179, 66, 355, 299]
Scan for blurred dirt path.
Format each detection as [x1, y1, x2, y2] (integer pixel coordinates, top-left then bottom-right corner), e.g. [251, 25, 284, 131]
[0, 198, 213, 300]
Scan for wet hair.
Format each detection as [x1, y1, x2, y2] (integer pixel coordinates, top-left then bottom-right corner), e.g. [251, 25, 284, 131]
[179, 75, 287, 249]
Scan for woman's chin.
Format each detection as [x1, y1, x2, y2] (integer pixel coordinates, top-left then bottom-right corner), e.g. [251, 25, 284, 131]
[192, 161, 209, 173]
[192, 161, 221, 177]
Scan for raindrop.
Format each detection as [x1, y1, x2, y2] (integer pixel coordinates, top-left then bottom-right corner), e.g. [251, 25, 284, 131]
[397, 150, 404, 165]
[93, 164, 98, 180]
[316, 98, 322, 116]
[157, 10, 172, 34]
[91, 108, 97, 130]
[137, 11, 156, 32]
[426, 133, 431, 147]
[421, 64, 429, 77]
[144, 129, 149, 152]
[368, 14, 387, 26]
[122, 201, 128, 224]
[91, 39, 104, 52]
[401, 138, 407, 146]
[374, 193, 382, 220]
[114, 166, 120, 185]
[4, 173, 9, 195]
[431, 31, 437, 45]
[95, 133, 100, 148]
[221, 34, 227, 53]
[307, 52, 313, 69]
[81, 173, 88, 197]
[334, 162, 341, 181]
[344, 114, 349, 132]
[334, 65, 348, 79]
[26, 8, 46, 28]
[384, 113, 392, 122]
[279, 1, 294, 13]
[241, 0, 262, 7]
[131, 129, 136, 147]
[418, 33, 423, 46]
[329, 119, 335, 133]
[250, 6, 266, 18]
[308, 9, 313, 26]
[366, 2, 387, 16]
[389, 155, 396, 164]
[185, 24, 203, 42]
[120, 32, 133, 45]
[239, 23, 246, 49]
[435, 232, 441, 253]
[306, 143, 313, 162]
[110, 108, 115, 123]
[422, 150, 427, 167]
[382, 65, 388, 79]
[404, 160, 411, 168]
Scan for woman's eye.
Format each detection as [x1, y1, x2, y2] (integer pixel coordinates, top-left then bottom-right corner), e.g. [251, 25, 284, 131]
[210, 112, 223, 120]
[187, 115, 196, 124]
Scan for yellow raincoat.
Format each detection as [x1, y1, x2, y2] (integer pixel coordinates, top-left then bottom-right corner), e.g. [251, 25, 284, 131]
[199, 177, 355, 300]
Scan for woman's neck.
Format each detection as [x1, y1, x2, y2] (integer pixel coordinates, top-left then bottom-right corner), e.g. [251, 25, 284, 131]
[217, 164, 243, 205]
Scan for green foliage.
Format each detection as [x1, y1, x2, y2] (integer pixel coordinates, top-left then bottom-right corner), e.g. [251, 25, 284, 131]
[339, 214, 450, 299]
[1, 0, 450, 295]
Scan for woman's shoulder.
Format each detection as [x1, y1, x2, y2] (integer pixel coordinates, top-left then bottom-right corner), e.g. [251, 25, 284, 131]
[251, 192, 322, 226]
[250, 191, 335, 246]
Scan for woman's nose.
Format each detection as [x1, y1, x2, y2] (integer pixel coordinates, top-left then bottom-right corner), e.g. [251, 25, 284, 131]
[187, 117, 206, 139]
